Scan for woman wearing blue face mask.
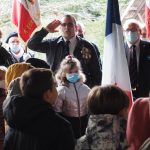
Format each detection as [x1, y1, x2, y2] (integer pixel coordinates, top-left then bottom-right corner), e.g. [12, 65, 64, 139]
[54, 55, 91, 139]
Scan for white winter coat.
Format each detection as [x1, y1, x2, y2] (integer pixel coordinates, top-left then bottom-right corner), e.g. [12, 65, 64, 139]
[54, 82, 90, 117]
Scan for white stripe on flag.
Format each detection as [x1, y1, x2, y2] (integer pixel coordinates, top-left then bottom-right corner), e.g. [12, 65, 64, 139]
[103, 24, 131, 91]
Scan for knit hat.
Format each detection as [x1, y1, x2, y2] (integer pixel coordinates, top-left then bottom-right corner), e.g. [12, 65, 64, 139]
[26, 58, 50, 69]
[5, 32, 18, 43]
[5, 63, 34, 89]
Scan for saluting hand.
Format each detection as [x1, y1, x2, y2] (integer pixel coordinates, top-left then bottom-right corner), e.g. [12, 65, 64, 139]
[45, 19, 61, 33]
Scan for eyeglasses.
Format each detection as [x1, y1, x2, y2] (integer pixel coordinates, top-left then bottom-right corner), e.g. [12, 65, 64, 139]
[61, 22, 75, 27]
[125, 28, 139, 32]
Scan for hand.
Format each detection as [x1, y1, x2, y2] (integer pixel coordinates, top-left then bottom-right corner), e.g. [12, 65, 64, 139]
[45, 19, 61, 33]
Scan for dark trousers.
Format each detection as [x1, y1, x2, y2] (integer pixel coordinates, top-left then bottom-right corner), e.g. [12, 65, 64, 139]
[62, 114, 88, 139]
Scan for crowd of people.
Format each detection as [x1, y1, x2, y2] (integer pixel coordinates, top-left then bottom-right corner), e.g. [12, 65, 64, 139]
[0, 14, 150, 150]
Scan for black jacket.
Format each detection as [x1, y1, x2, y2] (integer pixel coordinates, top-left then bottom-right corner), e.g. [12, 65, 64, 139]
[27, 28, 102, 87]
[0, 46, 15, 67]
[3, 96, 75, 150]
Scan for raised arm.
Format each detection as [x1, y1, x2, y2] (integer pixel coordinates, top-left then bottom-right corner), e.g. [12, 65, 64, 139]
[27, 19, 61, 53]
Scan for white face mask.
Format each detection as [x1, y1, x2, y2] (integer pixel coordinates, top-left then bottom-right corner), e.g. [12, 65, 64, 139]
[10, 43, 21, 54]
[0, 80, 5, 89]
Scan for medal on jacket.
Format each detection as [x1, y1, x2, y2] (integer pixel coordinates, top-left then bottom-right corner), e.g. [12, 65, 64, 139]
[81, 47, 91, 63]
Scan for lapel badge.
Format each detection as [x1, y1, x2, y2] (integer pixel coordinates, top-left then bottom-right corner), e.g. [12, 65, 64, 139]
[81, 47, 92, 63]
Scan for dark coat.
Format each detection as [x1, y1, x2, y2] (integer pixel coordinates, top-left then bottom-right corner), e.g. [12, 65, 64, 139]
[125, 40, 150, 98]
[0, 46, 15, 67]
[3, 96, 75, 150]
[27, 28, 102, 87]
[0, 88, 6, 150]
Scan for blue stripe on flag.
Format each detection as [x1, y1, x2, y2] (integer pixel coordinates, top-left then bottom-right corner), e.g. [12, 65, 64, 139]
[105, 0, 121, 36]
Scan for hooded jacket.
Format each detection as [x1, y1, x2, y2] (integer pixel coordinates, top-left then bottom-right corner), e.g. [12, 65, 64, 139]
[3, 96, 75, 150]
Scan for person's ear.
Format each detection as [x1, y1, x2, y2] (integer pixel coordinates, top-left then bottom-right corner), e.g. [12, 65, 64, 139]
[139, 29, 141, 35]
[43, 89, 52, 104]
[119, 107, 128, 119]
[74, 25, 78, 32]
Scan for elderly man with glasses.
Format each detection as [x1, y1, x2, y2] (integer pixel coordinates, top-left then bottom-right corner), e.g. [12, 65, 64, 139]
[123, 19, 150, 99]
[27, 14, 102, 87]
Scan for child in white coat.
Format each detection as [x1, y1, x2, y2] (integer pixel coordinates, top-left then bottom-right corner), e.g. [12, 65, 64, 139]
[54, 55, 90, 138]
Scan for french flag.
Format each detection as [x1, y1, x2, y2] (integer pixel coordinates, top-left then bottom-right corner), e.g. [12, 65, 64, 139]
[12, 0, 41, 42]
[102, 0, 133, 108]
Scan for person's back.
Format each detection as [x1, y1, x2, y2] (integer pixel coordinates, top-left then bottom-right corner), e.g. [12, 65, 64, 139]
[75, 85, 129, 150]
[127, 98, 150, 150]
[4, 96, 74, 150]
[3, 68, 75, 150]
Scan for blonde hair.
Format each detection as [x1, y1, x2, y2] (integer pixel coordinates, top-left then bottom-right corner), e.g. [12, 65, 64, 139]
[55, 55, 86, 86]
[5, 63, 34, 89]
[0, 66, 7, 81]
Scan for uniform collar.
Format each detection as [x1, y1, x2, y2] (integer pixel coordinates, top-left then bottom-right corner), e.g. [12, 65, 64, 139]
[63, 36, 77, 44]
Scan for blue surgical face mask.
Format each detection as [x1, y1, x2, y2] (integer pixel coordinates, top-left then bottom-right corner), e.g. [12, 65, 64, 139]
[126, 31, 139, 44]
[66, 73, 80, 83]
[9, 43, 21, 53]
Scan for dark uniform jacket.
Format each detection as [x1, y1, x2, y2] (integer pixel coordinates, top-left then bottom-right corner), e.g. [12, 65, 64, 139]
[27, 28, 102, 87]
[3, 96, 75, 150]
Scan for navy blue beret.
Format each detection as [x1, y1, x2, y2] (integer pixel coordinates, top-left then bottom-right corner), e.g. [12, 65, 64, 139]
[5, 32, 18, 43]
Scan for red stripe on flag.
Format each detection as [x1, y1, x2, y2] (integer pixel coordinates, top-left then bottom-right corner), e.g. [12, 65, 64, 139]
[12, 0, 37, 42]
[145, 4, 150, 38]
